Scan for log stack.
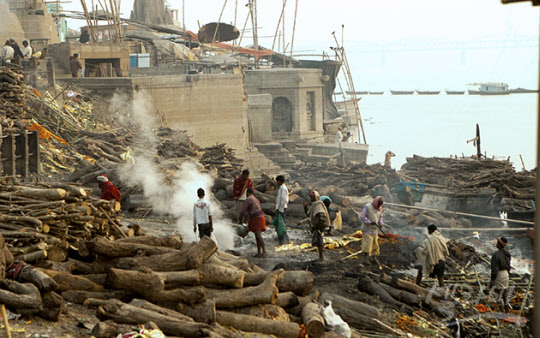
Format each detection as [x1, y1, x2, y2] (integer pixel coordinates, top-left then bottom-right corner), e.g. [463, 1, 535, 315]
[0, 181, 124, 264]
[0, 65, 27, 120]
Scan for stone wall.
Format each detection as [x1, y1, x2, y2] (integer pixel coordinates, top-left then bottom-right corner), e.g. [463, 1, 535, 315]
[0, 2, 26, 43]
[8, 0, 59, 43]
[48, 42, 131, 77]
[74, 74, 249, 158]
[247, 94, 272, 143]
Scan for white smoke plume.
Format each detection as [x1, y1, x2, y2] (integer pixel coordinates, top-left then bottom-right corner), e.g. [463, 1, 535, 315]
[115, 90, 234, 249]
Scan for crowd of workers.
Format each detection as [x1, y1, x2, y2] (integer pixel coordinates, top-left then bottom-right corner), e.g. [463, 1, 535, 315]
[1, 38, 48, 68]
[94, 171, 512, 313]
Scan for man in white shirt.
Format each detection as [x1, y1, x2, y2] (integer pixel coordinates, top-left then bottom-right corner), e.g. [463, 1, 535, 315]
[275, 175, 290, 245]
[193, 188, 213, 239]
[1, 40, 14, 66]
[21, 40, 32, 59]
[335, 126, 343, 143]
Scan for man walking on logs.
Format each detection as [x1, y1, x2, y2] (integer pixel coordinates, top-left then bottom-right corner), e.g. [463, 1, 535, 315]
[193, 188, 213, 240]
[415, 224, 449, 287]
[360, 196, 384, 267]
[304, 191, 331, 262]
[238, 188, 267, 257]
[275, 175, 290, 245]
[488, 237, 512, 313]
[233, 169, 253, 223]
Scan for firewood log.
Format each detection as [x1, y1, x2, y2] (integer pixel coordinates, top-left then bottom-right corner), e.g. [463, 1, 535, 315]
[356, 275, 414, 314]
[10, 187, 67, 200]
[198, 263, 244, 288]
[148, 286, 205, 306]
[106, 268, 164, 295]
[129, 298, 194, 322]
[16, 266, 58, 292]
[229, 304, 289, 321]
[85, 237, 178, 258]
[4, 247, 13, 266]
[0, 280, 42, 309]
[84, 274, 107, 286]
[332, 307, 402, 335]
[39, 291, 63, 321]
[14, 249, 47, 262]
[276, 291, 299, 308]
[46, 246, 66, 262]
[38, 268, 105, 292]
[216, 311, 301, 338]
[205, 269, 283, 309]
[302, 302, 325, 337]
[62, 290, 135, 304]
[177, 300, 216, 324]
[115, 236, 217, 271]
[91, 320, 134, 338]
[379, 274, 446, 300]
[244, 270, 314, 296]
[319, 293, 379, 319]
[155, 270, 201, 288]
[97, 299, 211, 337]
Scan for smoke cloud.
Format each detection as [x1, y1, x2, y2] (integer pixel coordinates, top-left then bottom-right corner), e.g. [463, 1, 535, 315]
[114, 90, 234, 249]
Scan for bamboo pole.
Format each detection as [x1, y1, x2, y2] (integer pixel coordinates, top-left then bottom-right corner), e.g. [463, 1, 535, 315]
[282, 0, 285, 67]
[235, 10, 251, 53]
[288, 0, 299, 67]
[212, 0, 228, 44]
[80, 0, 96, 43]
[269, 0, 287, 64]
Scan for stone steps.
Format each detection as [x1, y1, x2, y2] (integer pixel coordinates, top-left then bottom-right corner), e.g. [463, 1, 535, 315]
[242, 148, 282, 177]
[254, 142, 299, 171]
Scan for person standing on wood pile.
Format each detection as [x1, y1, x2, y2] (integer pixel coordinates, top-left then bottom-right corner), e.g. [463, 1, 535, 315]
[321, 196, 336, 236]
[335, 126, 344, 144]
[97, 174, 121, 204]
[70, 53, 83, 78]
[238, 188, 267, 257]
[415, 224, 449, 287]
[1, 40, 14, 66]
[233, 169, 253, 223]
[275, 175, 290, 245]
[360, 196, 384, 267]
[304, 191, 331, 262]
[193, 188, 213, 240]
[9, 38, 24, 65]
[488, 237, 512, 312]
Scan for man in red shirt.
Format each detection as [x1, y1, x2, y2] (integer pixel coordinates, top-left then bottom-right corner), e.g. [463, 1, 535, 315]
[233, 169, 253, 222]
[97, 174, 121, 203]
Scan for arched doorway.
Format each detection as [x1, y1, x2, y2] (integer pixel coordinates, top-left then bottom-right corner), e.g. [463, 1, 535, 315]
[272, 96, 293, 132]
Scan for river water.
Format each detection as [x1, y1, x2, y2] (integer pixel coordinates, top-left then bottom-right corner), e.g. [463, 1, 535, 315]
[350, 93, 538, 170]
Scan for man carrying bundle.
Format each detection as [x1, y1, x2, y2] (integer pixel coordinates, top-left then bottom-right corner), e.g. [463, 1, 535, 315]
[304, 191, 331, 262]
[239, 188, 267, 257]
[415, 224, 449, 287]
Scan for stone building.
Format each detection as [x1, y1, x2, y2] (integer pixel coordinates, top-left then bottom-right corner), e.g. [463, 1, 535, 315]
[245, 68, 326, 142]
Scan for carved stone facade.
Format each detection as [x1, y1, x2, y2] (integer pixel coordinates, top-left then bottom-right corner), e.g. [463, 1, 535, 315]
[245, 68, 325, 141]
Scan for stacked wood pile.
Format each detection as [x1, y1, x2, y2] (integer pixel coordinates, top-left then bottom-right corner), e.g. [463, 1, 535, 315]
[0, 228, 399, 337]
[0, 66, 27, 120]
[401, 155, 536, 214]
[0, 181, 124, 265]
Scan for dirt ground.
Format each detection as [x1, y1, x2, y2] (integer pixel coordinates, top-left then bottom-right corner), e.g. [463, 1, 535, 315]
[1, 214, 524, 337]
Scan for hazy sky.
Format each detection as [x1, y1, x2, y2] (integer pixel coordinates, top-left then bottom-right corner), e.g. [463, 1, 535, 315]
[64, 0, 539, 89]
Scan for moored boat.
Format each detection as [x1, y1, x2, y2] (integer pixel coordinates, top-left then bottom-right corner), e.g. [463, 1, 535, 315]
[445, 90, 465, 95]
[390, 90, 414, 95]
[368, 91, 384, 95]
[416, 90, 441, 95]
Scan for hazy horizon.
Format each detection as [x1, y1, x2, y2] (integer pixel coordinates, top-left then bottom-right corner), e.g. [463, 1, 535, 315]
[60, 0, 540, 89]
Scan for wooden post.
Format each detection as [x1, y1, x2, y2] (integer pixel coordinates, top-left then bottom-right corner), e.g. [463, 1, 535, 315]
[476, 123, 481, 159]
[1, 304, 12, 338]
[47, 59, 55, 88]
